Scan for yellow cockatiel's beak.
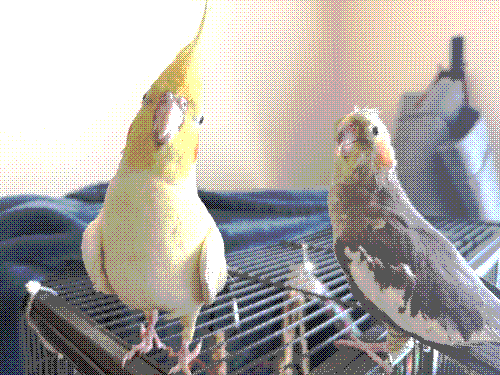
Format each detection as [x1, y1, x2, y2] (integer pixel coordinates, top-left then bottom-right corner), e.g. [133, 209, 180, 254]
[82, 3, 228, 372]
[123, 0, 207, 172]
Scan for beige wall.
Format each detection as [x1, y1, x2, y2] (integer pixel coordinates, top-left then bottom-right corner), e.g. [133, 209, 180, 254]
[267, 0, 500, 188]
[1, 1, 498, 196]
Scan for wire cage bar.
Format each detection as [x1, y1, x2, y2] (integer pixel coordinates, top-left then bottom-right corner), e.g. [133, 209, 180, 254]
[23, 217, 500, 375]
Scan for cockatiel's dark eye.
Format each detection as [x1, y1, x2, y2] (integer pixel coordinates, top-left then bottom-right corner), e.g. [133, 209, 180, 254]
[337, 130, 347, 145]
[142, 92, 151, 105]
[142, 91, 152, 105]
[372, 126, 379, 136]
[199, 116, 204, 125]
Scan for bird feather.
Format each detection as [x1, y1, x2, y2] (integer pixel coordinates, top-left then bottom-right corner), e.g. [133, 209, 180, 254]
[329, 107, 500, 374]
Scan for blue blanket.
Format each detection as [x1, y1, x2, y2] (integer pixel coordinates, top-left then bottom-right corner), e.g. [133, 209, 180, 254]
[0, 183, 329, 375]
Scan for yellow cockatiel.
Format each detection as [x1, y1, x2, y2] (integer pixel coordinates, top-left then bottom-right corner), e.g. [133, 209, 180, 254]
[81, 2, 227, 373]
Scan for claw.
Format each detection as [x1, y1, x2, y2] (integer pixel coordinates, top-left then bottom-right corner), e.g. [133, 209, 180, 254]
[168, 340, 203, 375]
[334, 334, 393, 374]
[122, 310, 167, 367]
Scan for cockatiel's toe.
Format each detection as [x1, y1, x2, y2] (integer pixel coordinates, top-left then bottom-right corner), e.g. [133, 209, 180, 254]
[122, 310, 167, 367]
[166, 340, 203, 375]
[82, 2, 228, 372]
[334, 325, 412, 374]
[328, 107, 500, 374]
[334, 334, 394, 374]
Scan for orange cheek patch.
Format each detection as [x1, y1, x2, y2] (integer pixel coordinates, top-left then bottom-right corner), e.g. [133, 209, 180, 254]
[194, 132, 200, 161]
[194, 143, 199, 161]
[375, 138, 395, 170]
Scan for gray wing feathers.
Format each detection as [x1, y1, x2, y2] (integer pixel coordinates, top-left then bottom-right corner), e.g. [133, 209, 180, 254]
[442, 341, 500, 374]
[199, 227, 227, 305]
[81, 214, 115, 295]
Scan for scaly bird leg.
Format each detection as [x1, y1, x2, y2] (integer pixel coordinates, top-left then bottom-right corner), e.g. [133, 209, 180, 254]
[166, 339, 202, 375]
[167, 309, 203, 375]
[122, 309, 167, 367]
[139, 321, 167, 351]
[334, 333, 393, 374]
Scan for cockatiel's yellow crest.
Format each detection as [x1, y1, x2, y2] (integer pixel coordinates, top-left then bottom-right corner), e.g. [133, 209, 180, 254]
[81, 2, 228, 374]
[123, 0, 208, 180]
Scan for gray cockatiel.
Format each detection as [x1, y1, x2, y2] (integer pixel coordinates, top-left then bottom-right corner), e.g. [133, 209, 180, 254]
[81, 1, 227, 374]
[328, 107, 500, 374]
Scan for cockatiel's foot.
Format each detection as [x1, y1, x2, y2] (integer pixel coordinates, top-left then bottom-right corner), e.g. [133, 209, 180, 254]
[122, 311, 167, 367]
[139, 323, 168, 350]
[334, 334, 393, 374]
[166, 339, 203, 375]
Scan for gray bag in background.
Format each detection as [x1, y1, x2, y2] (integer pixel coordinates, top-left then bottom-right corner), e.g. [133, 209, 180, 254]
[394, 112, 454, 218]
[393, 36, 500, 221]
[439, 115, 500, 221]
